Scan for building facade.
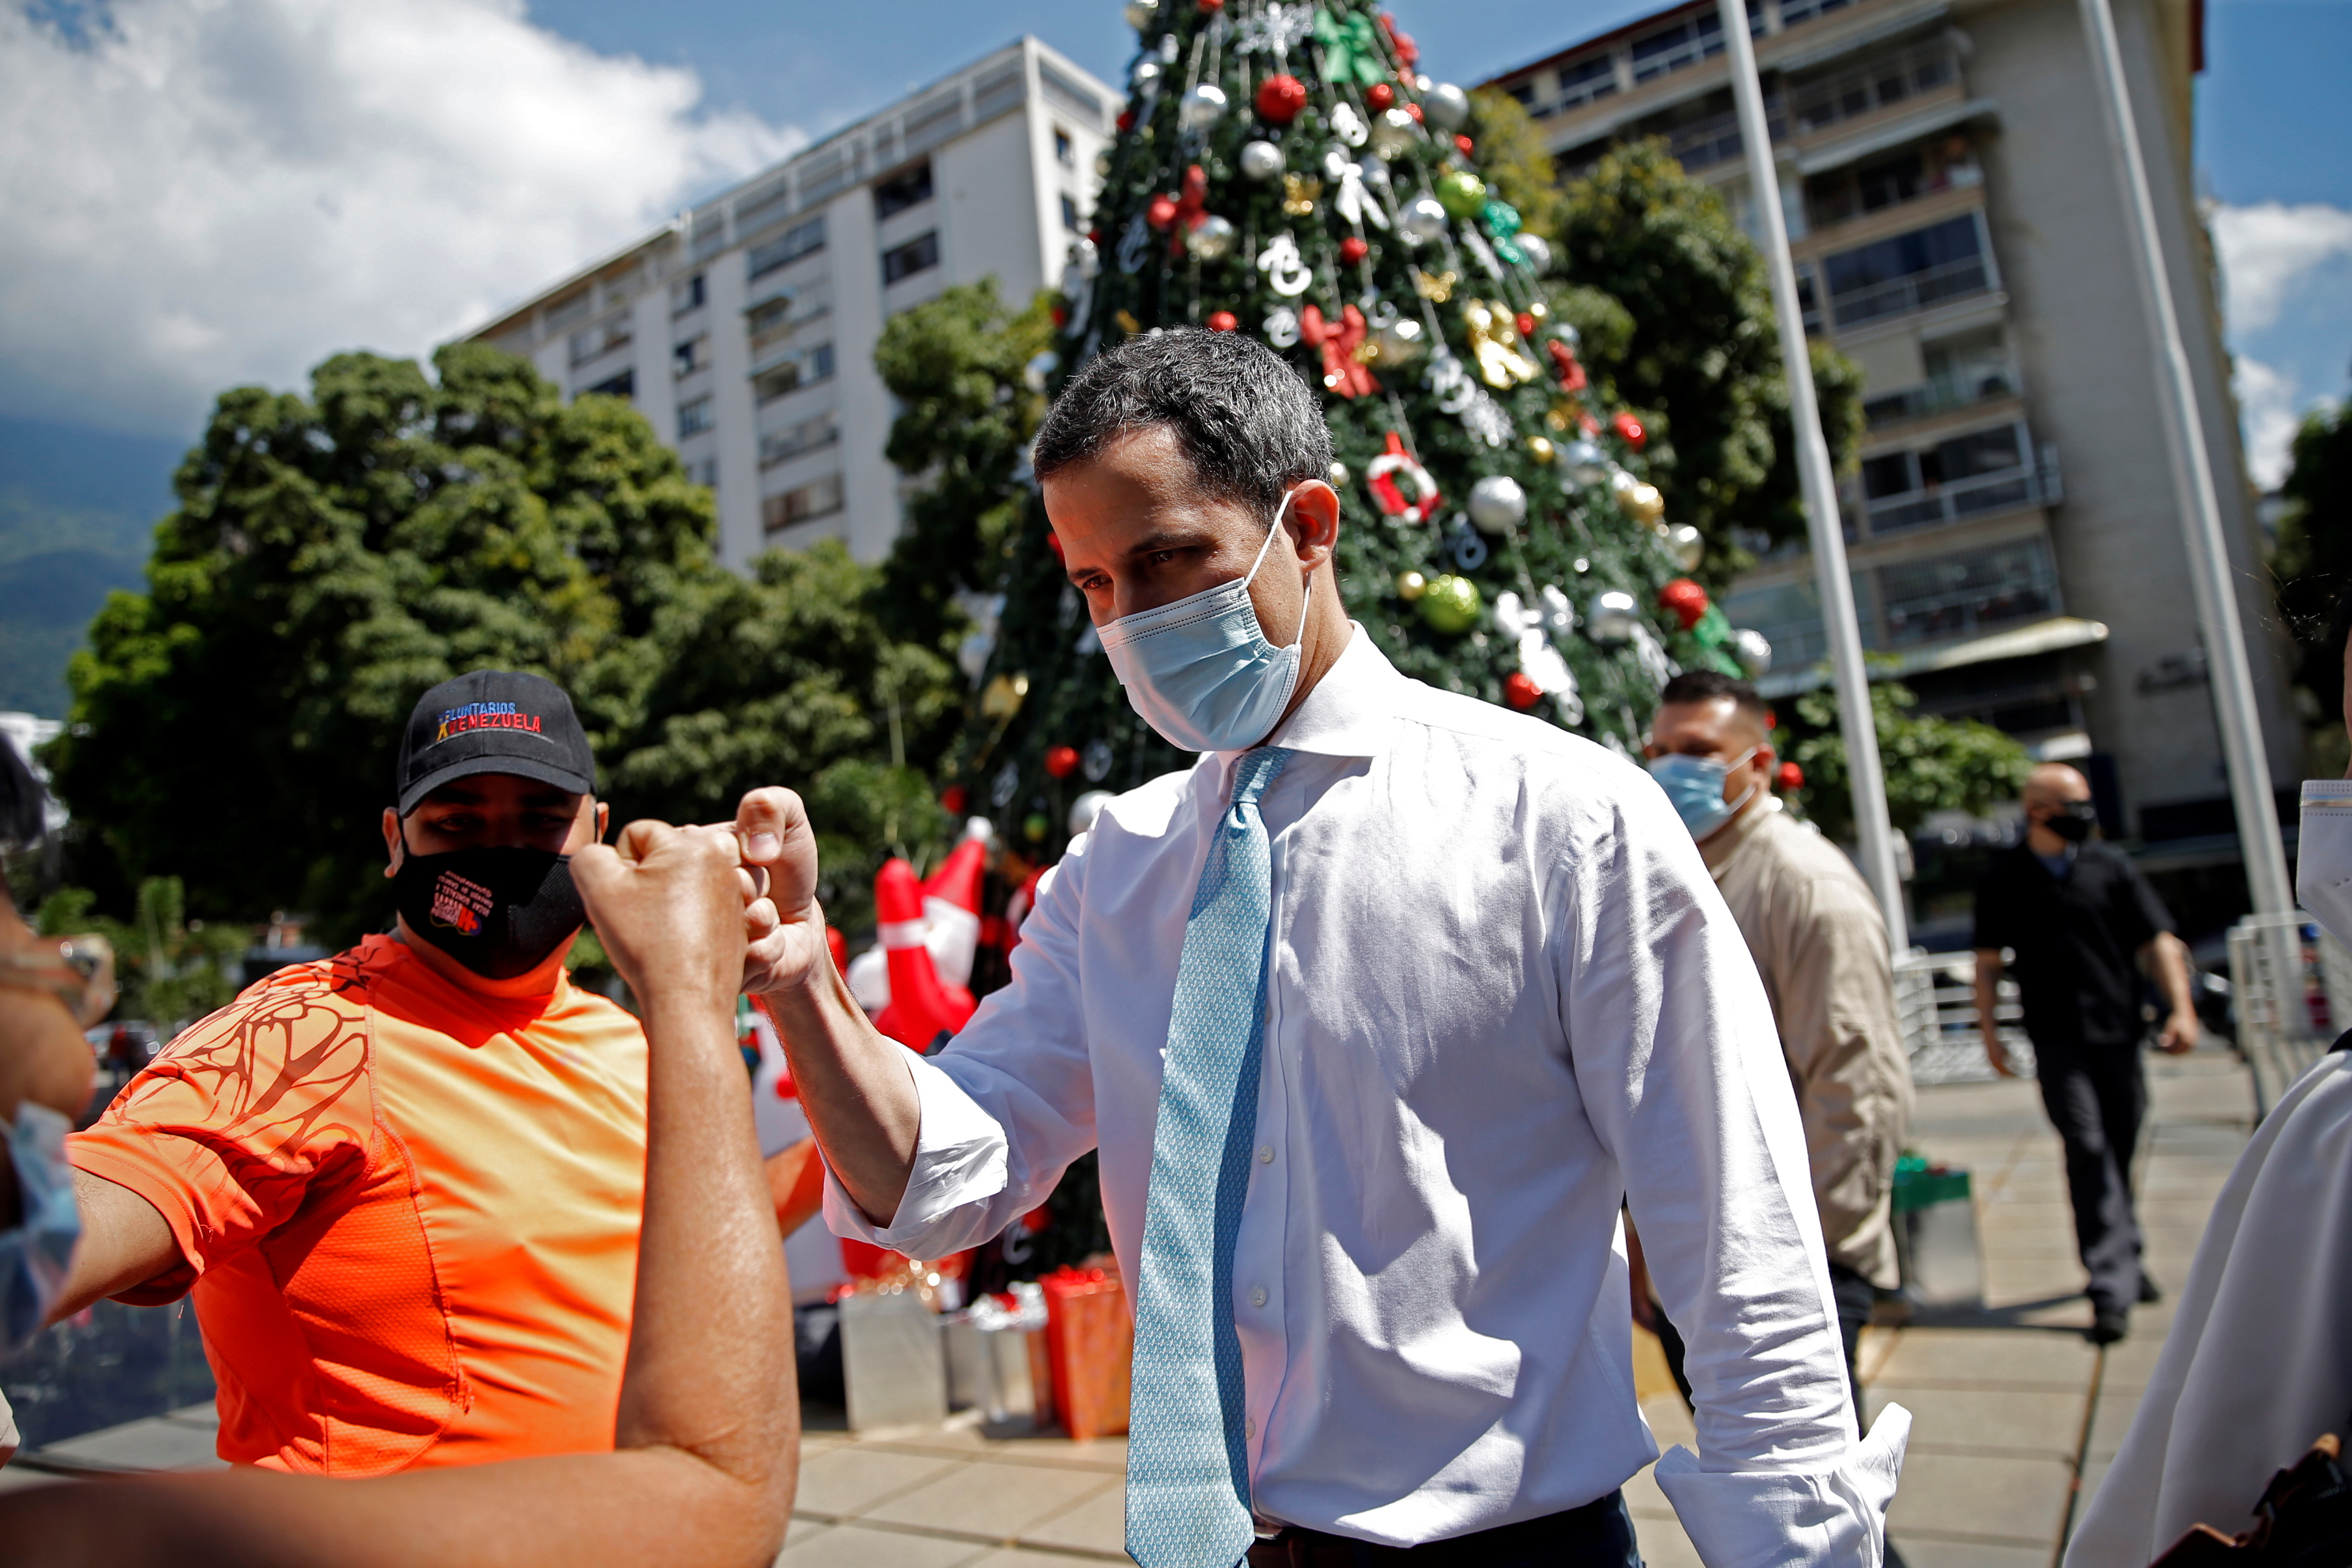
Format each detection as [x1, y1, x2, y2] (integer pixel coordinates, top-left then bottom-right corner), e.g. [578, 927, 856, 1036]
[465, 38, 1115, 568]
[1484, 0, 2299, 928]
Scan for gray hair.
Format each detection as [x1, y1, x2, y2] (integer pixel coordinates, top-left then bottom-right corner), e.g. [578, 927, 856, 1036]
[1032, 330, 1333, 513]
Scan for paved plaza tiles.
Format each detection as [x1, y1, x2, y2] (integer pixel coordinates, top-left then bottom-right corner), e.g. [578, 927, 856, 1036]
[2, 1047, 2255, 1566]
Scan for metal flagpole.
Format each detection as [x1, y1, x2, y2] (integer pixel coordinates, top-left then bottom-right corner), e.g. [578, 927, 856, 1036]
[1716, 0, 1909, 952]
[2075, 0, 2293, 915]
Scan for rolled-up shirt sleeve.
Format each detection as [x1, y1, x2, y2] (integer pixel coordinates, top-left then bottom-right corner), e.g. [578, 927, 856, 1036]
[1555, 779, 1908, 1566]
[824, 827, 1104, 1257]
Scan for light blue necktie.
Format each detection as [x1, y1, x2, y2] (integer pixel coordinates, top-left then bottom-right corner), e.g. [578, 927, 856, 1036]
[1126, 746, 1292, 1568]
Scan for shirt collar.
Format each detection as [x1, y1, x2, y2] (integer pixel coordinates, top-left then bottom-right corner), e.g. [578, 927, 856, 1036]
[1215, 623, 1401, 768]
[1699, 794, 1780, 876]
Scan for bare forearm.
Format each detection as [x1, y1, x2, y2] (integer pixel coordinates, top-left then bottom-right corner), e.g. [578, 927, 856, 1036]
[48, 1170, 181, 1324]
[2147, 933, 2195, 1019]
[755, 964, 921, 1225]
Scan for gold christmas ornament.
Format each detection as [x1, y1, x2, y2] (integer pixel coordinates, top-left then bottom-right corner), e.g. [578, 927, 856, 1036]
[1461, 299, 1541, 389]
[1395, 570, 1427, 602]
[1524, 299, 1548, 324]
[1114, 309, 1141, 335]
[1610, 471, 1666, 525]
[1526, 436, 1556, 463]
[1281, 174, 1323, 217]
[1543, 407, 1570, 432]
[980, 672, 1031, 719]
[1329, 460, 1351, 486]
[1409, 267, 1458, 304]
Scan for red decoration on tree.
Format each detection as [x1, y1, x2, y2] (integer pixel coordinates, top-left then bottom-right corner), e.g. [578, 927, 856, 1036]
[1546, 338, 1588, 394]
[1380, 12, 1419, 66]
[1454, 133, 1474, 155]
[1050, 304, 1068, 328]
[1613, 411, 1647, 449]
[940, 783, 969, 815]
[1406, 102, 1423, 123]
[1044, 745, 1080, 780]
[1207, 310, 1238, 332]
[1366, 82, 1395, 111]
[1580, 411, 1602, 437]
[870, 858, 977, 1049]
[1047, 533, 1065, 559]
[1777, 761, 1805, 792]
[1299, 302, 1378, 399]
[1659, 578, 1709, 631]
[1503, 671, 1543, 709]
[1117, 110, 1135, 132]
[1257, 74, 1308, 124]
[1165, 163, 1211, 256]
[1198, 0, 1224, 9]
[1338, 235, 1369, 265]
[1145, 192, 1179, 232]
[1364, 430, 1441, 522]
[1515, 312, 1536, 338]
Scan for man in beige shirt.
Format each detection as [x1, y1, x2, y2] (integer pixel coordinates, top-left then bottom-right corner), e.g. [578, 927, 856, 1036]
[1646, 670, 1914, 1411]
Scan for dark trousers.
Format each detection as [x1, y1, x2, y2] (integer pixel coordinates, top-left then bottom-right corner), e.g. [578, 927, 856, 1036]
[1246, 1492, 1639, 1567]
[2032, 1037, 2147, 1314]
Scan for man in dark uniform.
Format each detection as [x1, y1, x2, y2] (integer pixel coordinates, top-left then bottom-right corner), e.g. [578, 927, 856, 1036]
[1972, 762, 2199, 1344]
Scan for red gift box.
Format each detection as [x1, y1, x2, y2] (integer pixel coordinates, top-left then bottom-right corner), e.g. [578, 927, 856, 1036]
[1041, 1265, 1132, 1440]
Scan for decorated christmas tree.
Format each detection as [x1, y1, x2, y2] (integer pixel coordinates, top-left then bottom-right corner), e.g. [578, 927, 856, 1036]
[948, 0, 1770, 865]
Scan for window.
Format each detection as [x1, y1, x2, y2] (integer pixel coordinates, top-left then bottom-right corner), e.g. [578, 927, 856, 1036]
[747, 217, 826, 280]
[874, 162, 935, 221]
[1060, 194, 1082, 231]
[1875, 537, 2058, 647]
[673, 335, 708, 377]
[746, 283, 831, 349]
[760, 414, 840, 468]
[1790, 42, 1958, 136]
[753, 343, 835, 402]
[1775, 0, 1853, 25]
[1506, 82, 1536, 108]
[671, 273, 706, 315]
[687, 456, 719, 490]
[582, 369, 635, 400]
[1821, 214, 1988, 327]
[1054, 128, 1074, 166]
[677, 395, 715, 436]
[1859, 421, 2044, 533]
[1553, 55, 1618, 112]
[1631, 9, 1723, 83]
[882, 230, 940, 286]
[762, 474, 845, 532]
[568, 312, 631, 366]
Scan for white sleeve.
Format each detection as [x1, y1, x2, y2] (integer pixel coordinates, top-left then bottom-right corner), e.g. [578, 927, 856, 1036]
[823, 829, 1103, 1259]
[1557, 776, 1909, 1565]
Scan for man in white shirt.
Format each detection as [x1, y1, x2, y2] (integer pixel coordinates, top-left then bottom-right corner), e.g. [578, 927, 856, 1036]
[732, 331, 1907, 1566]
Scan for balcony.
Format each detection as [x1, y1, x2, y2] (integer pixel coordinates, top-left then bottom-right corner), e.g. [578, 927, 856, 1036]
[1877, 538, 2062, 649]
[1829, 252, 1991, 328]
[1860, 453, 2063, 535]
[1864, 370, 2015, 428]
[1787, 40, 1958, 136]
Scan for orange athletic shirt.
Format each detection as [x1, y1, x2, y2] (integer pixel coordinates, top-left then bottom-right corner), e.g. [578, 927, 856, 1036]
[68, 933, 649, 1476]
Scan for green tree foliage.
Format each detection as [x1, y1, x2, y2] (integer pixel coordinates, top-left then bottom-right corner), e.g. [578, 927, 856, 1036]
[48, 347, 952, 944]
[35, 879, 246, 1028]
[1780, 678, 2032, 842]
[2268, 400, 2352, 729]
[1555, 140, 1864, 582]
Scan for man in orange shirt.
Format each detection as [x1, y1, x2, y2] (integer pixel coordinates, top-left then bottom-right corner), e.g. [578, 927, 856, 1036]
[51, 670, 657, 1474]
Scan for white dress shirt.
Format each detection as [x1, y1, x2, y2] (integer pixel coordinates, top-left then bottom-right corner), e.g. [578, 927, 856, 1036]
[829, 629, 1907, 1563]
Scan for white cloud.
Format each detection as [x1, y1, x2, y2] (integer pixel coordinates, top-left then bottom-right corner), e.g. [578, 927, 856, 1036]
[2233, 356, 2304, 491]
[0, 0, 803, 435]
[2211, 202, 2352, 334]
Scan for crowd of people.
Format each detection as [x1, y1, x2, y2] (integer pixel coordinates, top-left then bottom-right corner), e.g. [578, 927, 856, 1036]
[0, 331, 2339, 1566]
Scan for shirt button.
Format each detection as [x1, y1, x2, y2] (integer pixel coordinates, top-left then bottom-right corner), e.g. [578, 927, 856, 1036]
[1258, 1144, 1274, 1164]
[1251, 1286, 1269, 1308]
[1246, 1418, 1257, 1440]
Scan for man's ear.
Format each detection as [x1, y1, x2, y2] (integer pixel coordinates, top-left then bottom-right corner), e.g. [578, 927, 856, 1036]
[1286, 480, 1341, 570]
[382, 807, 404, 878]
[595, 800, 611, 842]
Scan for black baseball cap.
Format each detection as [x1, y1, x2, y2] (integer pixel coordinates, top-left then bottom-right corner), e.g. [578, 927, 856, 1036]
[396, 670, 595, 815]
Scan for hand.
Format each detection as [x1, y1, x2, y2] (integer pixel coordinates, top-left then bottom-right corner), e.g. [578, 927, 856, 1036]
[1983, 1033, 2014, 1078]
[2158, 1009, 2199, 1054]
[571, 820, 745, 1014]
[730, 787, 831, 997]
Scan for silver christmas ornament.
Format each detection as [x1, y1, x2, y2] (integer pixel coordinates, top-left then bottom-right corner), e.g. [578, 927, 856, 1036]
[1732, 628, 1773, 678]
[1368, 315, 1424, 366]
[1238, 138, 1284, 181]
[1667, 523, 1704, 571]
[1516, 234, 1553, 275]
[1558, 439, 1609, 486]
[1369, 106, 1419, 159]
[1132, 59, 1163, 93]
[1401, 195, 1449, 242]
[1179, 82, 1228, 132]
[1329, 460, 1351, 486]
[1421, 82, 1471, 131]
[1068, 789, 1116, 837]
[1466, 474, 1527, 535]
[1185, 213, 1237, 260]
[1587, 590, 1641, 644]
[1123, 0, 1159, 30]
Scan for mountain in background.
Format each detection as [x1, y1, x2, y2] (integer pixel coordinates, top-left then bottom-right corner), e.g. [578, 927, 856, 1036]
[0, 416, 183, 718]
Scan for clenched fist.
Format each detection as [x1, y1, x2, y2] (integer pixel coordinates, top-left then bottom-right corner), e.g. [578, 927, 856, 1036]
[571, 819, 745, 1015]
[728, 787, 834, 998]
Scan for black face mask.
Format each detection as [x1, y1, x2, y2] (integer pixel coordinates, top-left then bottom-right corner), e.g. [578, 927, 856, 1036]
[2044, 801, 2099, 844]
[392, 847, 585, 980]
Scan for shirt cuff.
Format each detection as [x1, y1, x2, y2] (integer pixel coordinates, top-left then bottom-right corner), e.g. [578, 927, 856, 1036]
[1655, 1404, 1910, 1568]
[820, 1050, 1011, 1254]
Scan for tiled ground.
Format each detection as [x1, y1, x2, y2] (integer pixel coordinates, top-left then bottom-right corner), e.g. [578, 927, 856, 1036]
[7, 1048, 2253, 1567]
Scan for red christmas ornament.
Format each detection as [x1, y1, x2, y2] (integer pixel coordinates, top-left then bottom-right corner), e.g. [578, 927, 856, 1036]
[1050, 304, 1068, 328]
[1207, 310, 1239, 332]
[1198, 0, 1224, 8]
[1088, 227, 1104, 246]
[1406, 102, 1423, 123]
[1613, 411, 1647, 450]
[1579, 411, 1602, 437]
[1380, 12, 1419, 67]
[1503, 671, 1543, 710]
[940, 783, 969, 816]
[1777, 761, 1805, 792]
[1659, 578, 1710, 631]
[1454, 133, 1474, 155]
[1044, 745, 1080, 780]
[1547, 338, 1588, 394]
[1515, 312, 1536, 338]
[1047, 532, 1065, 560]
[1257, 74, 1308, 124]
[1338, 235, 1369, 265]
[1116, 110, 1135, 132]
[1366, 82, 1395, 111]
[1299, 302, 1379, 399]
[1166, 163, 1210, 256]
[1145, 192, 1179, 232]
[1364, 430, 1441, 523]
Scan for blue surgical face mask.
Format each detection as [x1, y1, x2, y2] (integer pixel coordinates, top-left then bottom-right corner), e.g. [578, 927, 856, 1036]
[2, 1101, 81, 1353]
[1096, 491, 1309, 753]
[1647, 747, 1759, 841]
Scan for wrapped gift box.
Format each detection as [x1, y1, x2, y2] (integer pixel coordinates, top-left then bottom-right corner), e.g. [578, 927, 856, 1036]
[839, 1290, 948, 1431]
[1041, 1265, 1131, 1441]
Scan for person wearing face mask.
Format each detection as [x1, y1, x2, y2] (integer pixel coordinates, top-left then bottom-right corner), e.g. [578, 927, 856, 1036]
[725, 331, 1908, 1568]
[1643, 671, 1911, 1443]
[46, 671, 663, 1475]
[1971, 763, 2199, 1346]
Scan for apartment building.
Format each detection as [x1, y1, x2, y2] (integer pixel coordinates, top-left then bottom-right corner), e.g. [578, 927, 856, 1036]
[1484, 0, 2298, 925]
[465, 39, 1115, 567]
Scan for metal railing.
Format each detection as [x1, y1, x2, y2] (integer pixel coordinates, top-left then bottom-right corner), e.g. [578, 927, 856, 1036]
[1789, 41, 1960, 136]
[1829, 254, 1992, 328]
[1894, 949, 2037, 1086]
[1864, 372, 2017, 429]
[1863, 454, 2063, 536]
[2227, 914, 2352, 1118]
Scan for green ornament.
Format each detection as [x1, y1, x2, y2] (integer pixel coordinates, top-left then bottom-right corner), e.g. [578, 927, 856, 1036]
[1481, 198, 1527, 267]
[1312, 7, 1388, 88]
[1418, 573, 1483, 634]
[1436, 171, 1488, 220]
[1024, 812, 1051, 843]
